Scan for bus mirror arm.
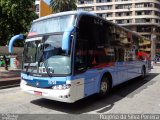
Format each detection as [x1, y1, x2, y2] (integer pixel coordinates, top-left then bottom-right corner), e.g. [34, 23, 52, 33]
[62, 32, 71, 51]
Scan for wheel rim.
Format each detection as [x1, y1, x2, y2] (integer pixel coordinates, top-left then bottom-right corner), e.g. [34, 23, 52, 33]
[101, 81, 108, 93]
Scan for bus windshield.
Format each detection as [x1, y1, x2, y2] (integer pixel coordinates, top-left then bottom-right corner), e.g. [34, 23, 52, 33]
[23, 34, 72, 75]
[29, 15, 75, 35]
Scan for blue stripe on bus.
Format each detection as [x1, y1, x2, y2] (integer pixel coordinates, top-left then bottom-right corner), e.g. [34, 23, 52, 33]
[21, 60, 146, 92]
[23, 78, 66, 88]
[21, 73, 67, 88]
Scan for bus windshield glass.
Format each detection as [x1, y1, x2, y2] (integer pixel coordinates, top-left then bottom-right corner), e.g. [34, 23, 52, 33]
[29, 15, 75, 35]
[23, 34, 72, 75]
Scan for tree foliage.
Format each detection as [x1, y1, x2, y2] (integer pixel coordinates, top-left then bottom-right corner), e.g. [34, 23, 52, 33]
[50, 0, 77, 13]
[0, 0, 38, 46]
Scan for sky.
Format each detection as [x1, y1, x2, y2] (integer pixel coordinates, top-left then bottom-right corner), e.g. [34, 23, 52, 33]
[44, 0, 51, 5]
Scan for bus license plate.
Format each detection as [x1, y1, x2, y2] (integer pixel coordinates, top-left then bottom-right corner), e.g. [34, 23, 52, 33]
[34, 91, 42, 96]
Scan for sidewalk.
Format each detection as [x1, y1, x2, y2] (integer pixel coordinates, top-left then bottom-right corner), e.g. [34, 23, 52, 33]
[0, 68, 21, 89]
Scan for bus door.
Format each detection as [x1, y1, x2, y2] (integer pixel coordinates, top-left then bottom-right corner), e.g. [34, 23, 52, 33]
[74, 38, 98, 96]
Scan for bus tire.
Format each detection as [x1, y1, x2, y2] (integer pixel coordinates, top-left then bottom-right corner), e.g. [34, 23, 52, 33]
[141, 66, 146, 79]
[99, 76, 111, 97]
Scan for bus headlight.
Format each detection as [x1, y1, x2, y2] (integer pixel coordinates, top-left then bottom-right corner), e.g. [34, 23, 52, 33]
[52, 84, 71, 90]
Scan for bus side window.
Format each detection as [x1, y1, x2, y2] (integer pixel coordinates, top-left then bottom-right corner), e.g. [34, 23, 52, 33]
[116, 48, 126, 62]
[118, 48, 125, 62]
[74, 38, 88, 73]
[114, 48, 119, 62]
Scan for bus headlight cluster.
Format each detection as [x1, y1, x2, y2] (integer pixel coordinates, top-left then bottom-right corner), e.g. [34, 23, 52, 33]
[52, 84, 71, 90]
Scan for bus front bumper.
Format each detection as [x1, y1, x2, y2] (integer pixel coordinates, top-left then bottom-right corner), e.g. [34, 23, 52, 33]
[20, 79, 84, 103]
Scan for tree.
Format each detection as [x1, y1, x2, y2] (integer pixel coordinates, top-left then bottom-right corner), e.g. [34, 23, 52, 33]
[50, 0, 77, 13]
[0, 0, 38, 46]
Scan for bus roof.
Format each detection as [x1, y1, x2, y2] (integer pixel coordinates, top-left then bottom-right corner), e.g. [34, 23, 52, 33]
[33, 11, 97, 23]
[33, 11, 150, 41]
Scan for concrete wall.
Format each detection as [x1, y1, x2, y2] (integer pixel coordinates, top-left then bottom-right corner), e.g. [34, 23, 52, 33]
[0, 46, 23, 70]
[0, 46, 23, 55]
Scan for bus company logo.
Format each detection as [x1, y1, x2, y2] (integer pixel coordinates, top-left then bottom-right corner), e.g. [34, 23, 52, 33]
[36, 81, 40, 86]
[33, 74, 42, 77]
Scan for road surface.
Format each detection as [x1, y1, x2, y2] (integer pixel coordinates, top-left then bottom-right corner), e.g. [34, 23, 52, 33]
[0, 66, 160, 114]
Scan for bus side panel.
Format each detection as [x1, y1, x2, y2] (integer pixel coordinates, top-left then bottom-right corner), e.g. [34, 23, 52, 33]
[73, 69, 101, 97]
[127, 61, 140, 80]
[115, 62, 128, 84]
[94, 67, 118, 92]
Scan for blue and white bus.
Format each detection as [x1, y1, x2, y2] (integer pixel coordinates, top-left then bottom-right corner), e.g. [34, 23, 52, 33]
[20, 11, 151, 103]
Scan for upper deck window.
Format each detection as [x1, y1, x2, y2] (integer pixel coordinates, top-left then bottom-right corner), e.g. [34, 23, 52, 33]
[29, 15, 75, 35]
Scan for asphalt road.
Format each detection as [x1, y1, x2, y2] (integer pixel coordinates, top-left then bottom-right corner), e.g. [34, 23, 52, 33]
[0, 66, 160, 115]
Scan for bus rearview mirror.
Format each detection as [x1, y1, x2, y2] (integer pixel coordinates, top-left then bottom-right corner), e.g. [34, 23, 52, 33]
[62, 32, 71, 51]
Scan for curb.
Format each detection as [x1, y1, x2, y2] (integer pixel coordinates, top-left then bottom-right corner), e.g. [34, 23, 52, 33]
[0, 79, 20, 89]
[0, 84, 20, 89]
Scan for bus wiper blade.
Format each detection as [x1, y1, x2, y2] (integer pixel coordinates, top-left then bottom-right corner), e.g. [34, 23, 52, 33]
[43, 59, 53, 77]
[26, 63, 31, 75]
[38, 44, 53, 77]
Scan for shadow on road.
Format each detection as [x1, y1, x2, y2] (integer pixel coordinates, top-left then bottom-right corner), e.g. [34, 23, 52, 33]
[31, 73, 159, 114]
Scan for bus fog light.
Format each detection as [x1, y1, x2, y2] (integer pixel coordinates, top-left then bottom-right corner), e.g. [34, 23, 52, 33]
[65, 95, 68, 98]
[63, 84, 71, 89]
[59, 94, 71, 98]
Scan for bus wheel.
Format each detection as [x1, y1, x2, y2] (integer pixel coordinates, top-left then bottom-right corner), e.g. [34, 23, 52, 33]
[99, 76, 110, 97]
[141, 66, 146, 79]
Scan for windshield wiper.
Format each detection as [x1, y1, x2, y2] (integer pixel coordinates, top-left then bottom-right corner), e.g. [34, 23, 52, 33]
[24, 44, 37, 75]
[38, 43, 53, 77]
[25, 54, 32, 75]
[25, 63, 31, 75]
[23, 48, 31, 74]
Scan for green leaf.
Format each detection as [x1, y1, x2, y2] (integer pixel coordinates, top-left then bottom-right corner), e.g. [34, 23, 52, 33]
[0, 0, 38, 46]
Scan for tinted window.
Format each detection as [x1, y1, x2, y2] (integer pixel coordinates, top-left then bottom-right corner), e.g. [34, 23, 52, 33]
[75, 15, 116, 73]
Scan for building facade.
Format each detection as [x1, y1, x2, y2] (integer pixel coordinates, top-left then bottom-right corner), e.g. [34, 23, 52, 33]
[77, 0, 160, 58]
[35, 0, 52, 17]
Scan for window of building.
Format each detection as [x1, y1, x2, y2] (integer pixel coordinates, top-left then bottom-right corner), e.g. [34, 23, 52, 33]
[96, 5, 112, 10]
[136, 11, 142, 15]
[97, 13, 112, 18]
[96, 0, 112, 3]
[78, 7, 94, 11]
[115, 4, 132, 9]
[155, 19, 160, 23]
[137, 26, 152, 32]
[78, 0, 93, 4]
[115, 12, 131, 17]
[116, 19, 132, 24]
[155, 11, 160, 17]
[115, 0, 131, 1]
[155, 3, 160, 9]
[35, 4, 39, 12]
[136, 11, 152, 15]
[135, 3, 153, 8]
[135, 18, 152, 23]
